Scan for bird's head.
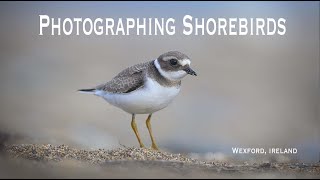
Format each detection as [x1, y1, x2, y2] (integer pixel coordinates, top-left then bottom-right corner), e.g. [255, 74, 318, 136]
[155, 51, 197, 81]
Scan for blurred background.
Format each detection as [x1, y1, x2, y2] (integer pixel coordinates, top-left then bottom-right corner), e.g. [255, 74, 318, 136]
[0, 1, 319, 164]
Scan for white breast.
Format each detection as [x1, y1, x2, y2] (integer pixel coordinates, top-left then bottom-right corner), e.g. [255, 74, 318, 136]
[95, 78, 180, 114]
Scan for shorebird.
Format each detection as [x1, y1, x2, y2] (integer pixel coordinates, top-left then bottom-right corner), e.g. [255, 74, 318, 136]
[79, 51, 197, 150]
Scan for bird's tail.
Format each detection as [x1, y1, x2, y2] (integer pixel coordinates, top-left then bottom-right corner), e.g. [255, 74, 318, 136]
[78, 88, 96, 94]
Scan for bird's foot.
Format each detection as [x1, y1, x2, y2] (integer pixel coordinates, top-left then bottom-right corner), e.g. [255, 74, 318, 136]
[151, 144, 159, 151]
[139, 144, 145, 148]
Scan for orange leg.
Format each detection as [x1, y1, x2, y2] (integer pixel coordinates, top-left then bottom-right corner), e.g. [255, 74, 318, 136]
[146, 114, 159, 150]
[131, 114, 145, 148]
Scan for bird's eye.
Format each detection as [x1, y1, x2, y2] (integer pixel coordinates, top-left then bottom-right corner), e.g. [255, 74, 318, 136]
[169, 59, 178, 66]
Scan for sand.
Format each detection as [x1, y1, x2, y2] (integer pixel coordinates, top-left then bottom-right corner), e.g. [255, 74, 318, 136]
[1, 143, 319, 178]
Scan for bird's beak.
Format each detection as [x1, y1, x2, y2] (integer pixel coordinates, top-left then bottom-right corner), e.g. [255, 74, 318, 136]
[183, 67, 197, 76]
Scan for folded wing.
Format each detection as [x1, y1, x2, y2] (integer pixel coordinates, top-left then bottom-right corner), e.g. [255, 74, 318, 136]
[96, 61, 152, 93]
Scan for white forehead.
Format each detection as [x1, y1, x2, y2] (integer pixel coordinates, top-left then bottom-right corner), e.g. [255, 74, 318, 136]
[179, 59, 191, 66]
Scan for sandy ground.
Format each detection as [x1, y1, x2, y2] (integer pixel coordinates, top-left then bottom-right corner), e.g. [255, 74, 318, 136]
[1, 144, 319, 179]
